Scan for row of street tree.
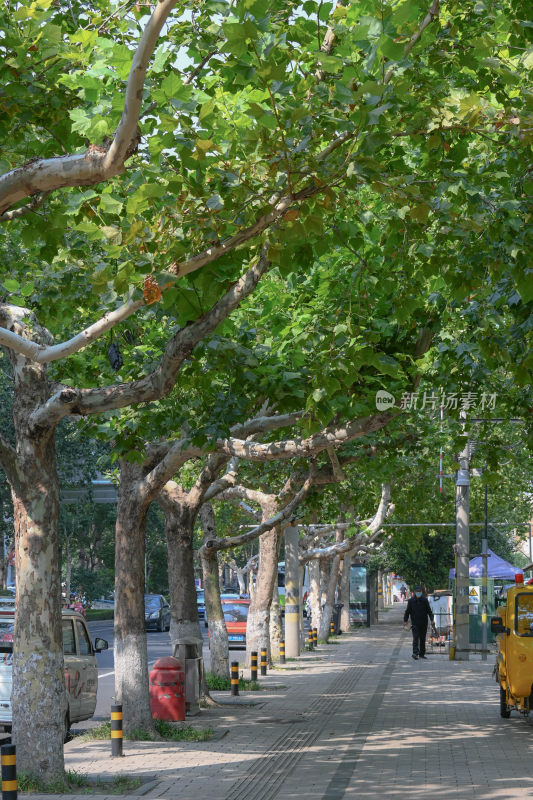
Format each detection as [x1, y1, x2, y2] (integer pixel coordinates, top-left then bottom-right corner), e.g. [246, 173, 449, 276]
[0, 0, 531, 780]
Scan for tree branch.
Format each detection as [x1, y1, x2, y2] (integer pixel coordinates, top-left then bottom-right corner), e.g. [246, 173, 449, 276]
[0, 0, 179, 218]
[215, 412, 396, 461]
[0, 131, 353, 366]
[327, 445, 345, 481]
[0, 297, 147, 364]
[300, 483, 392, 561]
[199, 471, 315, 555]
[0, 191, 52, 221]
[212, 484, 271, 508]
[28, 246, 271, 427]
[383, 0, 440, 84]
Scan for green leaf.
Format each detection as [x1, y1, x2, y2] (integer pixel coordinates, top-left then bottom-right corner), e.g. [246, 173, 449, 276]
[257, 113, 278, 130]
[101, 225, 122, 244]
[2, 279, 20, 292]
[20, 283, 35, 297]
[98, 193, 124, 215]
[380, 37, 405, 61]
[206, 194, 224, 210]
[112, 44, 133, 80]
[409, 203, 431, 223]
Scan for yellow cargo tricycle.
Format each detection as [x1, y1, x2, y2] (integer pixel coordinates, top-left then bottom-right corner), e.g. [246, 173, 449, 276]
[491, 575, 533, 719]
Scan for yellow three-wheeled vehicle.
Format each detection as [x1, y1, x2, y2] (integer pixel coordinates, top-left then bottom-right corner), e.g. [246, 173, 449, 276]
[492, 575, 533, 719]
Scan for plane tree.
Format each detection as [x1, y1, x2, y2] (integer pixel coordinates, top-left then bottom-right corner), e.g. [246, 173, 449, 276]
[0, 0, 531, 777]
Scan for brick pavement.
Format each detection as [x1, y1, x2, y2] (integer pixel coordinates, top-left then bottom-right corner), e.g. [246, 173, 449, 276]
[24, 603, 533, 800]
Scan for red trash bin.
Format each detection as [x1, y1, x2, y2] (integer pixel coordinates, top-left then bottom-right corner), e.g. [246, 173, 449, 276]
[149, 656, 186, 721]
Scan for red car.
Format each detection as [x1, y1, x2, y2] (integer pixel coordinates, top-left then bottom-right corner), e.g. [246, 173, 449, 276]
[222, 599, 250, 649]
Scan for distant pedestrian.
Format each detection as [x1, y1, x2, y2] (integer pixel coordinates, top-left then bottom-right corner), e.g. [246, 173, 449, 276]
[403, 585, 436, 660]
[400, 584, 407, 601]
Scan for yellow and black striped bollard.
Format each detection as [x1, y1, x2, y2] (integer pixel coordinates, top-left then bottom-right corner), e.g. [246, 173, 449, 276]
[260, 648, 267, 676]
[1, 744, 17, 800]
[308, 629, 314, 650]
[330, 619, 335, 636]
[231, 661, 239, 696]
[280, 640, 286, 664]
[313, 627, 318, 647]
[111, 703, 123, 757]
[251, 651, 258, 681]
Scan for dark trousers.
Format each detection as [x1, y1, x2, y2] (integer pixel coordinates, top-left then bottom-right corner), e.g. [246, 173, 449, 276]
[411, 623, 428, 656]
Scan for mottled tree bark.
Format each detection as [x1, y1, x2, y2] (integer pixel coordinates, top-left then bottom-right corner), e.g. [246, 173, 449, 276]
[158, 489, 203, 657]
[309, 560, 321, 631]
[340, 554, 352, 632]
[246, 499, 279, 666]
[114, 460, 154, 736]
[0, 314, 66, 779]
[318, 529, 344, 640]
[199, 503, 229, 679]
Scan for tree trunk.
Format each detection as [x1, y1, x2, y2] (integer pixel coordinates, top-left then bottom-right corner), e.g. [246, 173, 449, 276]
[269, 530, 283, 662]
[159, 493, 203, 658]
[114, 461, 155, 736]
[340, 554, 352, 632]
[377, 569, 384, 609]
[318, 530, 344, 640]
[309, 559, 321, 631]
[199, 504, 229, 680]
[246, 501, 279, 666]
[319, 557, 329, 608]
[270, 584, 281, 662]
[235, 568, 246, 595]
[8, 347, 65, 778]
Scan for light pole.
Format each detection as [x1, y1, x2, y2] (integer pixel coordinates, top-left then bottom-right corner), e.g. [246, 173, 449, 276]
[454, 442, 470, 661]
[284, 525, 300, 657]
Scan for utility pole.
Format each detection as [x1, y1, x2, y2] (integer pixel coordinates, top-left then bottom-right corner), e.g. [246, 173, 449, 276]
[284, 525, 300, 657]
[454, 439, 470, 660]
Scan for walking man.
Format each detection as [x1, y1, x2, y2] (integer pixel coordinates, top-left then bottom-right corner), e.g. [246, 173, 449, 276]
[403, 585, 436, 660]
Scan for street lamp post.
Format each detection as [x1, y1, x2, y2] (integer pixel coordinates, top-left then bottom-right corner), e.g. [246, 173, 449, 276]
[454, 444, 470, 661]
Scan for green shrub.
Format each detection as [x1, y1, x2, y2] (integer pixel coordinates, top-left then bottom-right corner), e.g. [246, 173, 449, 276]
[204, 671, 260, 691]
[18, 769, 141, 794]
[81, 721, 212, 743]
[85, 609, 114, 620]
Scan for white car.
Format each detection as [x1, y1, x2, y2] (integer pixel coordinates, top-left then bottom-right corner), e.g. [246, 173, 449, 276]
[0, 608, 108, 734]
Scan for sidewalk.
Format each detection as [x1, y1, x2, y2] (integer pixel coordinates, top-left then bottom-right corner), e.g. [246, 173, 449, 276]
[26, 603, 533, 800]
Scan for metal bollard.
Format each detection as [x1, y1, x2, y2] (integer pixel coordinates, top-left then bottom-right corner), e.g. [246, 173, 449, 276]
[1, 744, 17, 800]
[231, 662, 239, 696]
[280, 640, 286, 664]
[260, 648, 267, 676]
[251, 651, 258, 681]
[330, 620, 335, 635]
[313, 627, 318, 647]
[111, 703, 124, 757]
[308, 629, 314, 650]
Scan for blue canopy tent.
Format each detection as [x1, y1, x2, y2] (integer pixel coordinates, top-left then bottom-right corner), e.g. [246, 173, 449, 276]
[449, 548, 523, 580]
[449, 550, 523, 645]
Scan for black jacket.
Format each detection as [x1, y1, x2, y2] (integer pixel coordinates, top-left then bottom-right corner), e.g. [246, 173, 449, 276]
[404, 595, 434, 627]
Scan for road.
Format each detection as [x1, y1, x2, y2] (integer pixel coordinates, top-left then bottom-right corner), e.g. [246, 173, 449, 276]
[74, 619, 248, 730]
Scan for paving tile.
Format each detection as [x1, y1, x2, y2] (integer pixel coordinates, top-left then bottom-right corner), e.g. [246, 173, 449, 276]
[21, 604, 533, 800]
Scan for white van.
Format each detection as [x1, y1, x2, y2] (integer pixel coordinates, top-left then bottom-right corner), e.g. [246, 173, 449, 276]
[0, 608, 108, 733]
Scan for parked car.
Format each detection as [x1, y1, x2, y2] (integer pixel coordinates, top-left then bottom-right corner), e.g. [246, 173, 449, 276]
[144, 594, 170, 632]
[0, 598, 15, 618]
[0, 609, 108, 734]
[222, 598, 250, 649]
